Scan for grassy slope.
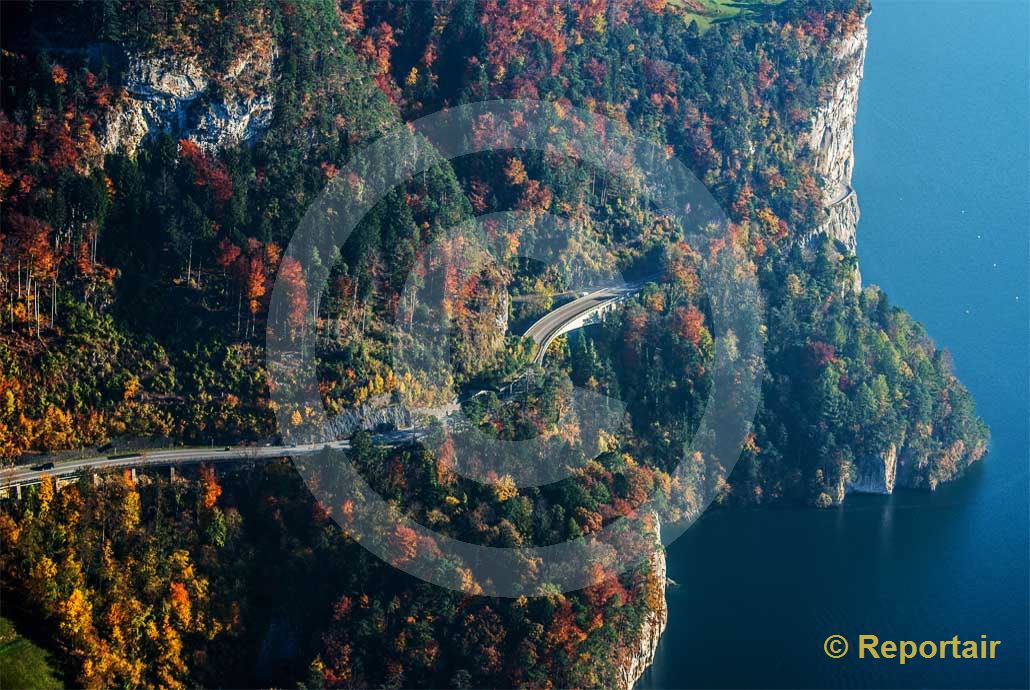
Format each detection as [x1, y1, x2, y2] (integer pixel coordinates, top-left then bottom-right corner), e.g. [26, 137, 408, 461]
[0, 617, 62, 690]
[671, 0, 783, 31]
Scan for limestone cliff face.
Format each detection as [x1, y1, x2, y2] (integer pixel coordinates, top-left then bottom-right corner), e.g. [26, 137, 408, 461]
[798, 18, 868, 283]
[850, 443, 898, 494]
[617, 514, 668, 690]
[796, 14, 984, 501]
[100, 47, 276, 156]
[850, 435, 987, 497]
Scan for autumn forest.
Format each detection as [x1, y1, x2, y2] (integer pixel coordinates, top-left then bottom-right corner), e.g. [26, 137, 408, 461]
[0, 1, 987, 688]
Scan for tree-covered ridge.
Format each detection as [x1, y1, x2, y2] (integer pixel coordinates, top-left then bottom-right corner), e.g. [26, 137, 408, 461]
[2, 0, 877, 459]
[1, 0, 883, 457]
[0, 0, 400, 456]
[1, 460, 664, 689]
[564, 239, 988, 509]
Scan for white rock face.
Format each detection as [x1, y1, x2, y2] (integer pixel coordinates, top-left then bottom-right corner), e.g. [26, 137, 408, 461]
[806, 24, 867, 195]
[617, 514, 668, 690]
[850, 442, 899, 494]
[100, 49, 276, 156]
[798, 18, 869, 286]
[191, 94, 275, 150]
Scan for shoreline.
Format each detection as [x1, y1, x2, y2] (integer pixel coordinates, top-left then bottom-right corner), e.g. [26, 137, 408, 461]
[622, 13, 873, 687]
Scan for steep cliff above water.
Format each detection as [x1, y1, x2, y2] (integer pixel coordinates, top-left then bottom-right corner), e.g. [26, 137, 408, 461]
[797, 15, 868, 288]
[805, 20, 866, 249]
[618, 515, 669, 690]
[792, 13, 987, 499]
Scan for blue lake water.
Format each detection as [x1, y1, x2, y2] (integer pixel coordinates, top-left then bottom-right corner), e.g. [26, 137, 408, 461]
[639, 2, 1029, 687]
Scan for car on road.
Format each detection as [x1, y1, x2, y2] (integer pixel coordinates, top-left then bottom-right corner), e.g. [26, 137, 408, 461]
[30, 462, 55, 471]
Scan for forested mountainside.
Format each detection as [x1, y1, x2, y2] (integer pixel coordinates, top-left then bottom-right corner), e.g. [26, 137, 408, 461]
[0, 1, 987, 688]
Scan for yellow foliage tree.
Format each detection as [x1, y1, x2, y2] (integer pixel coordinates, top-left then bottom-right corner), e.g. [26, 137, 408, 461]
[492, 474, 518, 502]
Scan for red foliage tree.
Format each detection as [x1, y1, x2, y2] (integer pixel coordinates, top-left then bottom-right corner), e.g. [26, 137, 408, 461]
[199, 465, 222, 509]
[806, 341, 837, 369]
[389, 524, 419, 565]
[215, 238, 241, 272]
[178, 139, 233, 207]
[277, 256, 309, 332]
[673, 305, 706, 346]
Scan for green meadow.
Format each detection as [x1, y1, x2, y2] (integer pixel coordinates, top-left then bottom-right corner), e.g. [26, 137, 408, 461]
[672, 0, 784, 32]
[0, 617, 62, 690]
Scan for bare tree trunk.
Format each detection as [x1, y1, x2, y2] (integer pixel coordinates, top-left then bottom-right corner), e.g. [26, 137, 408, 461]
[352, 280, 359, 322]
[312, 298, 318, 345]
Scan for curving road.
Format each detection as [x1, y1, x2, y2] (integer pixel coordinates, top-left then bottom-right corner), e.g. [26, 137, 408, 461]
[523, 284, 639, 364]
[3, 285, 641, 492]
[826, 182, 856, 208]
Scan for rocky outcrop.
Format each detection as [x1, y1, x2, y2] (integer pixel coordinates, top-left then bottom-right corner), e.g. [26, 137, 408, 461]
[100, 48, 276, 156]
[896, 437, 987, 492]
[319, 404, 414, 441]
[849, 433, 987, 496]
[850, 442, 899, 494]
[798, 18, 868, 289]
[617, 514, 668, 690]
